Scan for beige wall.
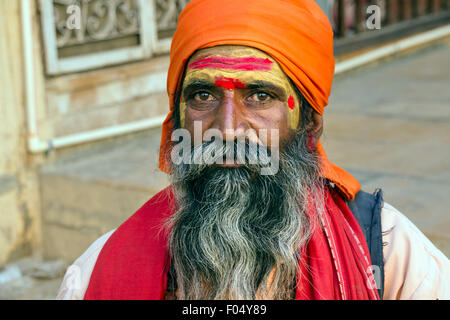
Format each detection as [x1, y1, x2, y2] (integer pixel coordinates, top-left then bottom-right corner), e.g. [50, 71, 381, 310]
[0, 1, 42, 265]
[45, 55, 169, 139]
[0, 0, 170, 266]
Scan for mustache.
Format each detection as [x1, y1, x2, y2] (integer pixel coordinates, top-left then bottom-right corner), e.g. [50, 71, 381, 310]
[196, 137, 272, 164]
[172, 137, 279, 178]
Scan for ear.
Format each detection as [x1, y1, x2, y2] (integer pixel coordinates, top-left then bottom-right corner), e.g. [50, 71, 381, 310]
[307, 111, 323, 148]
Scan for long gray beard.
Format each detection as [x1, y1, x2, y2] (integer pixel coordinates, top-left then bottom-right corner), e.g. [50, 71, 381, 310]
[166, 130, 325, 300]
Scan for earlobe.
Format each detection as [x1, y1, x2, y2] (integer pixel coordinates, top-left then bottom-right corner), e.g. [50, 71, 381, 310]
[308, 112, 323, 148]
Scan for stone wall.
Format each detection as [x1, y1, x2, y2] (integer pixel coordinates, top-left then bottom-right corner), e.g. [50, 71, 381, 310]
[0, 0, 171, 266]
[0, 1, 42, 265]
[45, 55, 169, 139]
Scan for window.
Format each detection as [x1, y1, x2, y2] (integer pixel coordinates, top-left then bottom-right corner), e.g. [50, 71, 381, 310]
[39, 0, 189, 75]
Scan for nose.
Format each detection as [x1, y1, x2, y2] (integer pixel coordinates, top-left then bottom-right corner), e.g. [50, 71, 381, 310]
[212, 90, 250, 141]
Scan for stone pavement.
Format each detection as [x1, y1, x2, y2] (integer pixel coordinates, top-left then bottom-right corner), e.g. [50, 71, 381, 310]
[0, 255, 67, 300]
[322, 37, 450, 256]
[3, 37, 449, 300]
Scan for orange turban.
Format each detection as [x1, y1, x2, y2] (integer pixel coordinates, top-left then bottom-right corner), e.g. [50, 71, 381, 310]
[159, 0, 360, 200]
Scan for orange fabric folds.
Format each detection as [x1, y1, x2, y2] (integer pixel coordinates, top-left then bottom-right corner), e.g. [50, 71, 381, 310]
[159, 0, 360, 200]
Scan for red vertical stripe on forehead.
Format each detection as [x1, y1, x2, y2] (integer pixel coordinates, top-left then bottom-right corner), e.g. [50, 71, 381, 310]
[215, 76, 246, 89]
[189, 56, 273, 71]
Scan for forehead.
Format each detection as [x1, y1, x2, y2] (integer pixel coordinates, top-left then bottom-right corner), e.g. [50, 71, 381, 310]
[188, 45, 274, 63]
[185, 45, 290, 82]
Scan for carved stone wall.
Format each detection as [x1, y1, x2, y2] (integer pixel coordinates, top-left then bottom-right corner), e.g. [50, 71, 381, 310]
[155, 0, 190, 39]
[40, 0, 191, 74]
[53, 0, 141, 58]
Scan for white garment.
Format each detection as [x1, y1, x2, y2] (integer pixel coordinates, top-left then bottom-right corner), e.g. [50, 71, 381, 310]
[56, 202, 450, 300]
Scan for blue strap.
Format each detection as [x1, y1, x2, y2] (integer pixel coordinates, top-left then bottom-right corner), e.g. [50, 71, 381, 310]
[346, 189, 385, 299]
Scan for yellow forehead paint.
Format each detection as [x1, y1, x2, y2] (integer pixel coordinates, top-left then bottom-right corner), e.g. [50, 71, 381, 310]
[180, 46, 300, 129]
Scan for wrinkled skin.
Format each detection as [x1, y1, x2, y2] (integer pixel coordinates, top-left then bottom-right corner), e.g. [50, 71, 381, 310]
[179, 45, 323, 156]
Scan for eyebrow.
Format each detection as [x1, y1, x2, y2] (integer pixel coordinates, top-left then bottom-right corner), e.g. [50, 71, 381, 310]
[246, 80, 284, 91]
[182, 79, 216, 95]
[182, 79, 288, 98]
[246, 80, 288, 98]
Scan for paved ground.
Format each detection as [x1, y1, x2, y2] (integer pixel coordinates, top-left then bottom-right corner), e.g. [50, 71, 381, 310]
[0, 256, 66, 300]
[2, 36, 449, 300]
[322, 37, 450, 255]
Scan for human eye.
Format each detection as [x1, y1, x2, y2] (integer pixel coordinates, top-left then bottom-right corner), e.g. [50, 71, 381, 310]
[192, 91, 216, 102]
[186, 90, 218, 111]
[248, 91, 274, 103]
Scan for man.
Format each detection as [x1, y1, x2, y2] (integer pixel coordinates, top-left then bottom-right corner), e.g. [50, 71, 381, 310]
[57, 0, 449, 300]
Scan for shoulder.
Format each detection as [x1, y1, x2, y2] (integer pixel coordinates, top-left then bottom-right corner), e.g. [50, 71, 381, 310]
[381, 202, 450, 300]
[56, 229, 116, 300]
[56, 187, 174, 300]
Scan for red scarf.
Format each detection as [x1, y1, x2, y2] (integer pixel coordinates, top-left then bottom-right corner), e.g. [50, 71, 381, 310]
[84, 186, 379, 300]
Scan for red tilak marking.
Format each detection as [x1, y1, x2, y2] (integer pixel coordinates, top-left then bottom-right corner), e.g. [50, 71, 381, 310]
[189, 56, 273, 71]
[215, 76, 246, 90]
[288, 95, 296, 110]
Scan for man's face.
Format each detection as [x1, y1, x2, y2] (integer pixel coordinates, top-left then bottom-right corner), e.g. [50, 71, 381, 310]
[168, 45, 324, 300]
[180, 45, 301, 149]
